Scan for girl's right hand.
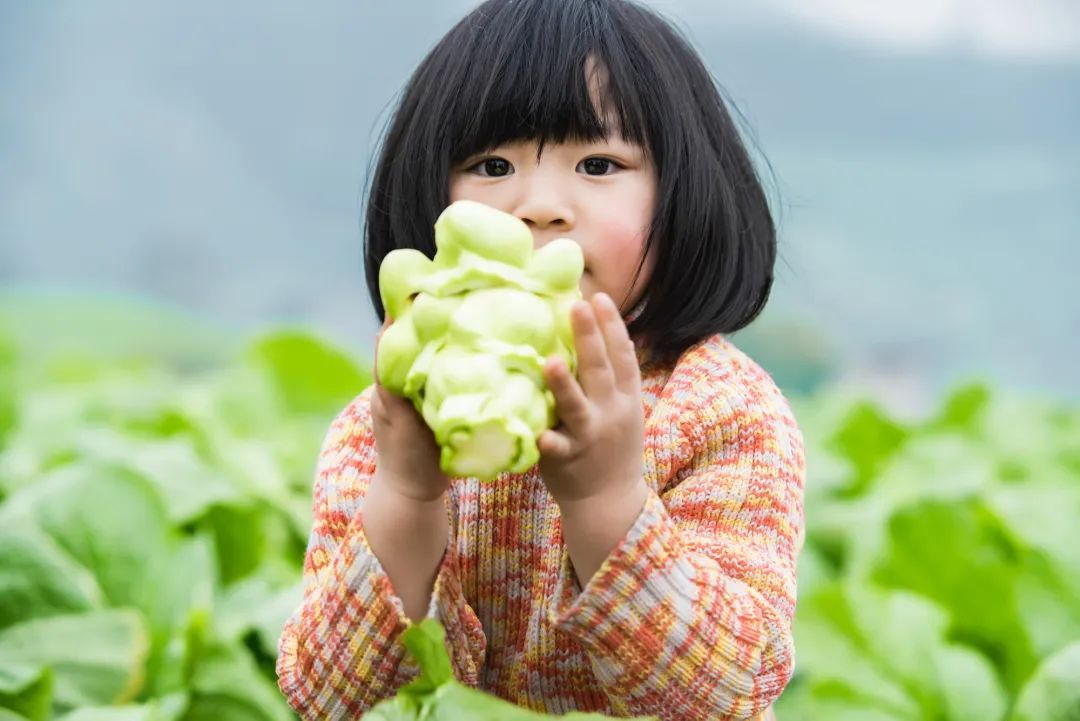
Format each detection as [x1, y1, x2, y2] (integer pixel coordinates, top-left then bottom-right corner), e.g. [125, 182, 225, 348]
[370, 318, 451, 502]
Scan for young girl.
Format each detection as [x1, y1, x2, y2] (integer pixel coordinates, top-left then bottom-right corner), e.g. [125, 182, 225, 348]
[277, 1, 805, 719]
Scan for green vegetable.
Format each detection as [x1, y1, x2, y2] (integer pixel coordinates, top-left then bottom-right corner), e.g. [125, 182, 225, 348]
[775, 382, 1080, 721]
[0, 300, 362, 721]
[1008, 641, 1080, 721]
[363, 619, 655, 720]
[376, 200, 584, 480]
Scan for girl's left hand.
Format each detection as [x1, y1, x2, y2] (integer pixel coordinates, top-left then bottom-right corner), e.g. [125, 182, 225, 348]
[537, 292, 645, 506]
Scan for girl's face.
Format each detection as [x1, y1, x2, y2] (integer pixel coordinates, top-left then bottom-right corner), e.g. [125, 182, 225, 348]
[448, 82, 657, 316]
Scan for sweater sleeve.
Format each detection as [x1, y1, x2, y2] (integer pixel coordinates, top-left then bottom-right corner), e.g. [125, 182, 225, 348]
[546, 375, 805, 721]
[276, 386, 487, 719]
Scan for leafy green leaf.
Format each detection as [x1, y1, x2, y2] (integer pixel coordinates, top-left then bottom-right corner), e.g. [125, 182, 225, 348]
[54, 691, 188, 721]
[934, 644, 1007, 721]
[810, 434, 1002, 580]
[195, 503, 266, 587]
[986, 482, 1080, 589]
[365, 619, 655, 720]
[0, 462, 173, 619]
[67, 430, 242, 525]
[792, 583, 938, 718]
[870, 496, 1036, 691]
[1009, 641, 1080, 721]
[1011, 552, 1080, 663]
[772, 677, 912, 721]
[0, 525, 103, 630]
[0, 610, 149, 710]
[0, 461, 219, 706]
[929, 382, 991, 433]
[0, 327, 17, 452]
[183, 640, 294, 721]
[215, 577, 301, 657]
[244, 330, 370, 418]
[399, 620, 454, 698]
[0, 664, 52, 721]
[0, 711, 33, 721]
[140, 539, 215, 699]
[426, 682, 643, 720]
[825, 399, 909, 496]
[791, 582, 1007, 720]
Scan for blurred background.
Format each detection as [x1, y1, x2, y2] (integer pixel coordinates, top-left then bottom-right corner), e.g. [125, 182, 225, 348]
[1, 2, 1078, 720]
[3, 0, 1077, 412]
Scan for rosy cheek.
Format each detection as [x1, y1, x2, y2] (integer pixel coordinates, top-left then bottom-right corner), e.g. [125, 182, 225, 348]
[599, 220, 648, 262]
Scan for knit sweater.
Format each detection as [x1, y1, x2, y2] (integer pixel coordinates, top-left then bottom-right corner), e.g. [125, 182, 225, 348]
[276, 332, 806, 720]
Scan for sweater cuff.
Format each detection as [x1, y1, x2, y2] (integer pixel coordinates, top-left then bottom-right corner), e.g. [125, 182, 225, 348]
[276, 509, 421, 715]
[391, 500, 486, 687]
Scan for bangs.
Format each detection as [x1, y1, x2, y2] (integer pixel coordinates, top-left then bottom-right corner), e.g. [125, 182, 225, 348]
[441, 0, 652, 163]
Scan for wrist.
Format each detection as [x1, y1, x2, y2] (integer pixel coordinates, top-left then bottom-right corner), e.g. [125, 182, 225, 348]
[373, 464, 449, 505]
[557, 476, 649, 522]
[363, 476, 450, 542]
[557, 479, 649, 589]
[372, 466, 449, 504]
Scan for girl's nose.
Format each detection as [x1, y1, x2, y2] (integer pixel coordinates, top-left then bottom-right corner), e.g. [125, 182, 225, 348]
[513, 185, 574, 232]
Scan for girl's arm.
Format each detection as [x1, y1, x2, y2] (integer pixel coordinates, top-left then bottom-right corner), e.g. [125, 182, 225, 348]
[545, 361, 805, 721]
[361, 473, 450, 623]
[276, 387, 487, 720]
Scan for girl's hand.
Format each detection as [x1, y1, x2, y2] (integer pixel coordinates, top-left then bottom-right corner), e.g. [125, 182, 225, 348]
[371, 318, 451, 502]
[537, 293, 645, 506]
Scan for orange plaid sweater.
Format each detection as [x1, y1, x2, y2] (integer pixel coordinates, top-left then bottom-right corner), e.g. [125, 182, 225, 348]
[277, 333, 805, 720]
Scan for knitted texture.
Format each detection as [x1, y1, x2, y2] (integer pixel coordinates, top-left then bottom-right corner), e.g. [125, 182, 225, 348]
[277, 333, 805, 720]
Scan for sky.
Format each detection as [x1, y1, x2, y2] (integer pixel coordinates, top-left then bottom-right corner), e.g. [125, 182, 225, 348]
[755, 0, 1080, 62]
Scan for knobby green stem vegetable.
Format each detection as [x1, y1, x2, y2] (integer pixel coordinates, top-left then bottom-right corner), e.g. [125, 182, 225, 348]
[376, 200, 583, 481]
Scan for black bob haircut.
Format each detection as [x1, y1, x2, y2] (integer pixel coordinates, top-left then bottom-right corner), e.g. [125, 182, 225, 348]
[364, 0, 777, 365]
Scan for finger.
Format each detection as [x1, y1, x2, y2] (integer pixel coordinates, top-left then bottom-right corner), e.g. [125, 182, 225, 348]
[544, 354, 591, 434]
[371, 383, 388, 420]
[537, 428, 574, 459]
[571, 299, 615, 399]
[594, 293, 640, 394]
[373, 316, 392, 382]
[374, 382, 396, 409]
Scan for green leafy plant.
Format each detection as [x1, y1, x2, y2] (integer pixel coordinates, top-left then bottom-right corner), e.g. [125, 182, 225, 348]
[376, 200, 584, 480]
[363, 620, 655, 720]
[0, 303, 358, 720]
[777, 384, 1080, 721]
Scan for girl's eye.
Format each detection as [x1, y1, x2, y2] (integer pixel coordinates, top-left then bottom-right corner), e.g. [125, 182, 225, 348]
[578, 157, 622, 176]
[470, 158, 513, 177]
[466, 156, 621, 177]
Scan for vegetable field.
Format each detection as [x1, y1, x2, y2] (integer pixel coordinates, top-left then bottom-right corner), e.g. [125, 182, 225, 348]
[1, 297, 1077, 720]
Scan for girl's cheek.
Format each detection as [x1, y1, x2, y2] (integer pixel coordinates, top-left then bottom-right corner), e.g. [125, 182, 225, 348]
[589, 233, 636, 286]
[596, 213, 650, 262]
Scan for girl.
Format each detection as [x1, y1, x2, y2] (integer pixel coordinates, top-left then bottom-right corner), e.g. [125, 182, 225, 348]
[277, 1, 805, 719]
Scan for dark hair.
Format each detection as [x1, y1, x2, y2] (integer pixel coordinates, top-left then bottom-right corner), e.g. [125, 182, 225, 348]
[364, 0, 777, 365]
